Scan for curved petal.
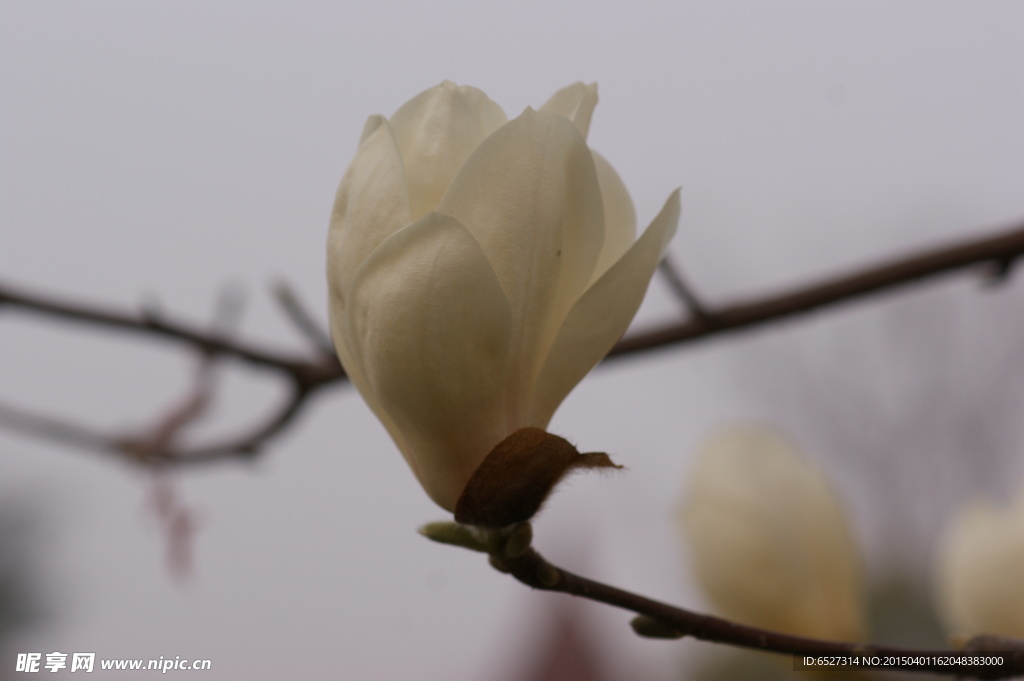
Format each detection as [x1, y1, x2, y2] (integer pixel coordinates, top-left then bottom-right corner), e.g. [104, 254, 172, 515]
[540, 82, 598, 140]
[328, 116, 411, 307]
[344, 211, 514, 511]
[591, 150, 636, 284]
[528, 189, 679, 426]
[438, 108, 605, 427]
[329, 309, 410, 470]
[389, 81, 507, 221]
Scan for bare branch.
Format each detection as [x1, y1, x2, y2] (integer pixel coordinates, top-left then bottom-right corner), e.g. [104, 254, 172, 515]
[0, 279, 343, 386]
[2, 218, 1024, 465]
[492, 542, 1024, 680]
[124, 286, 245, 461]
[155, 381, 319, 464]
[611, 219, 1024, 358]
[0, 281, 340, 464]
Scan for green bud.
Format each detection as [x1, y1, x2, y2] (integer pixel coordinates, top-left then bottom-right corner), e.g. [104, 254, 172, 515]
[417, 521, 488, 552]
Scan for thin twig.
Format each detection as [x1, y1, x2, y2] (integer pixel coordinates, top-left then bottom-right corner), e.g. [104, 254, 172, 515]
[124, 285, 245, 461]
[0, 282, 336, 464]
[271, 279, 336, 358]
[0, 401, 115, 453]
[155, 379, 321, 464]
[0, 279, 341, 384]
[658, 255, 709, 319]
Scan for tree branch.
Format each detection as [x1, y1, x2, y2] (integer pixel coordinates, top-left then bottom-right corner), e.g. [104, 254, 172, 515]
[2, 218, 1024, 464]
[0, 280, 343, 386]
[0, 281, 341, 463]
[492, 542, 1024, 680]
[610, 219, 1024, 357]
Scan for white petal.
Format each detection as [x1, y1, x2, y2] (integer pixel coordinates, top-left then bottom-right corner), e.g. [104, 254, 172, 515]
[590, 150, 637, 284]
[540, 82, 598, 140]
[439, 108, 605, 428]
[389, 81, 507, 221]
[328, 116, 410, 307]
[358, 113, 384, 145]
[528, 190, 678, 427]
[344, 212, 514, 511]
[329, 309, 409, 468]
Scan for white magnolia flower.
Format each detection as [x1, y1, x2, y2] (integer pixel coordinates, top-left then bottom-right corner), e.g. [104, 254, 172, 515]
[936, 484, 1024, 638]
[678, 424, 865, 640]
[328, 82, 679, 511]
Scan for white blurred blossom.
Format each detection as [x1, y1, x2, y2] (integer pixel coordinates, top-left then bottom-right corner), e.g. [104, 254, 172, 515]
[936, 483, 1024, 638]
[679, 424, 865, 640]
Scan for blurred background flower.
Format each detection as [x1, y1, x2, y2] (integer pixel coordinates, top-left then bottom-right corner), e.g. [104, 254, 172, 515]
[679, 423, 865, 640]
[936, 480, 1024, 639]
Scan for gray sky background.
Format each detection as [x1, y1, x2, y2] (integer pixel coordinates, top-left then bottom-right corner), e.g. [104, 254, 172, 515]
[2, 1, 1024, 679]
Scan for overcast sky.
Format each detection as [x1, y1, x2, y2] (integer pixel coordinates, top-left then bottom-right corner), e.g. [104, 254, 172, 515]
[2, 2, 1023, 679]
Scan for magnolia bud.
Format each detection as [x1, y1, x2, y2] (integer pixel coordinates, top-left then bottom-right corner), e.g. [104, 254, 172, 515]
[327, 81, 678, 511]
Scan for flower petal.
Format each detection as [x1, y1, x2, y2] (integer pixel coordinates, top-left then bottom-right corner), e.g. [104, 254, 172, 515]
[328, 116, 411, 307]
[389, 81, 507, 221]
[344, 211, 514, 511]
[329, 307, 409, 469]
[528, 190, 679, 426]
[439, 108, 605, 428]
[540, 82, 598, 140]
[591, 150, 637, 284]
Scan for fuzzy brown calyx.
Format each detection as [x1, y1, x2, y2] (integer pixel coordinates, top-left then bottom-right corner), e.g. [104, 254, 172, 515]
[454, 427, 621, 528]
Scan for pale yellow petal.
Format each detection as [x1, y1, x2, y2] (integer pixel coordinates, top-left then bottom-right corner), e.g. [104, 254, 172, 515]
[528, 190, 678, 427]
[328, 116, 410, 308]
[344, 212, 514, 511]
[389, 81, 507, 221]
[328, 310, 409, 469]
[590, 150, 637, 284]
[540, 82, 598, 140]
[439, 108, 605, 428]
